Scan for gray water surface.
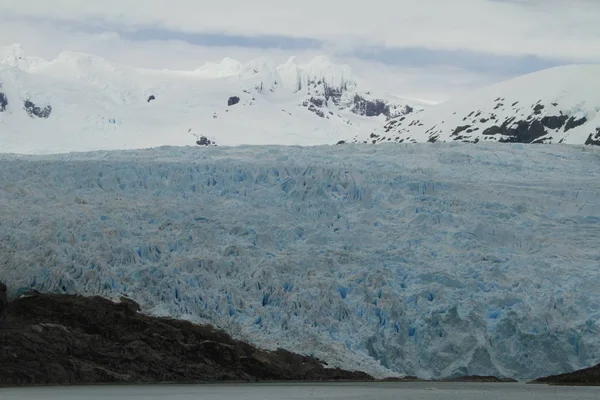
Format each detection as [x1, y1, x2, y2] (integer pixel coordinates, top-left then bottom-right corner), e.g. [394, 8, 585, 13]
[1, 382, 598, 399]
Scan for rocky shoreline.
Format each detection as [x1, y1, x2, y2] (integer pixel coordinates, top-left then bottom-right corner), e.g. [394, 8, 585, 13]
[0, 289, 372, 386]
[2, 285, 597, 387]
[442, 375, 518, 383]
[531, 364, 600, 386]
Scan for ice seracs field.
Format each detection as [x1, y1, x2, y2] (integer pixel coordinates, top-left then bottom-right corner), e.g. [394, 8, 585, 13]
[1, 142, 599, 379]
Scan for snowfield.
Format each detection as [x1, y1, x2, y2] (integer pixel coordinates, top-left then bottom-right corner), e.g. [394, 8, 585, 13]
[0, 44, 413, 154]
[3, 44, 599, 154]
[1, 142, 599, 379]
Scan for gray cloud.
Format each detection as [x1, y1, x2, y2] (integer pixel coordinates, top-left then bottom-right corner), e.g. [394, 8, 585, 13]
[350, 47, 567, 76]
[2, 0, 599, 61]
[1, 0, 598, 102]
[123, 29, 323, 50]
[15, 15, 324, 50]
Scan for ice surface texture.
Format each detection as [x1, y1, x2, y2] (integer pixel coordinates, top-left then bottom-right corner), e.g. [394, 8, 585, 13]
[1, 142, 599, 379]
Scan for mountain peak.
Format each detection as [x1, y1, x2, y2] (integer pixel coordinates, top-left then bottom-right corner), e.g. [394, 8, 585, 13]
[194, 57, 243, 78]
[352, 64, 600, 146]
[0, 44, 414, 153]
[191, 55, 355, 89]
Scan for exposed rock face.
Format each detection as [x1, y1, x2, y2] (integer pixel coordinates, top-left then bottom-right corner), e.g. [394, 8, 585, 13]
[350, 95, 413, 119]
[118, 296, 141, 314]
[585, 128, 600, 145]
[478, 115, 588, 144]
[442, 375, 518, 383]
[23, 100, 52, 118]
[0, 293, 372, 386]
[196, 135, 216, 146]
[0, 281, 7, 319]
[228, 96, 240, 106]
[302, 97, 326, 118]
[0, 85, 7, 112]
[351, 95, 389, 117]
[297, 79, 412, 124]
[358, 95, 598, 146]
[532, 363, 600, 385]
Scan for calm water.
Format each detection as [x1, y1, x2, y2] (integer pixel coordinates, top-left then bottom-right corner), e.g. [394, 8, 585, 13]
[0, 382, 598, 399]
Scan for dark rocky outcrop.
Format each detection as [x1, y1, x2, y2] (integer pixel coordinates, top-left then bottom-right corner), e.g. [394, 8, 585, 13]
[196, 135, 215, 146]
[451, 125, 471, 137]
[23, 100, 52, 118]
[0, 85, 7, 112]
[497, 120, 547, 143]
[227, 96, 240, 106]
[442, 375, 518, 383]
[0, 281, 7, 319]
[350, 96, 413, 120]
[322, 82, 343, 106]
[296, 78, 411, 124]
[541, 115, 569, 130]
[118, 296, 141, 313]
[302, 101, 326, 118]
[0, 292, 373, 386]
[532, 363, 600, 385]
[481, 117, 548, 143]
[564, 116, 587, 132]
[480, 114, 589, 144]
[367, 96, 595, 145]
[351, 95, 389, 117]
[585, 128, 600, 145]
[533, 104, 545, 115]
[307, 97, 324, 108]
[380, 376, 425, 382]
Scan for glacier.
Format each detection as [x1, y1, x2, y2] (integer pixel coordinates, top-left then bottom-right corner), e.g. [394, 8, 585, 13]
[0, 142, 599, 379]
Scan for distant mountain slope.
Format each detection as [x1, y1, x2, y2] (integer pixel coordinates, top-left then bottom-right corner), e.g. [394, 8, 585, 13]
[351, 65, 600, 146]
[0, 44, 414, 154]
[532, 363, 600, 385]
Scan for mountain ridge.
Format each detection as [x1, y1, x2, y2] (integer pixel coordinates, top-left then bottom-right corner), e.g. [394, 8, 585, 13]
[4, 44, 598, 152]
[351, 64, 600, 146]
[0, 44, 414, 154]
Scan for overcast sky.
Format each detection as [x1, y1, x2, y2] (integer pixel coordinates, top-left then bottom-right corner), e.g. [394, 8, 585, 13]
[1, 0, 598, 102]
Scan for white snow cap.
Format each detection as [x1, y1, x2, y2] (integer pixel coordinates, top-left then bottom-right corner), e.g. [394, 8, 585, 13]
[1, 44, 29, 69]
[0, 44, 410, 154]
[195, 57, 244, 78]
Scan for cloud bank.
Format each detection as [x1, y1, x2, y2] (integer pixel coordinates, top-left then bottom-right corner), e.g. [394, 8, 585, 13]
[1, 0, 598, 101]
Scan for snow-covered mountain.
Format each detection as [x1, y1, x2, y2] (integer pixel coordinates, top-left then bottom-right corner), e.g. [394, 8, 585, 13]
[1, 143, 599, 380]
[351, 65, 600, 146]
[0, 44, 414, 154]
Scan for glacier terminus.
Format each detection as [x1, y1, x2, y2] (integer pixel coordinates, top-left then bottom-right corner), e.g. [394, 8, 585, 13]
[0, 142, 599, 380]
